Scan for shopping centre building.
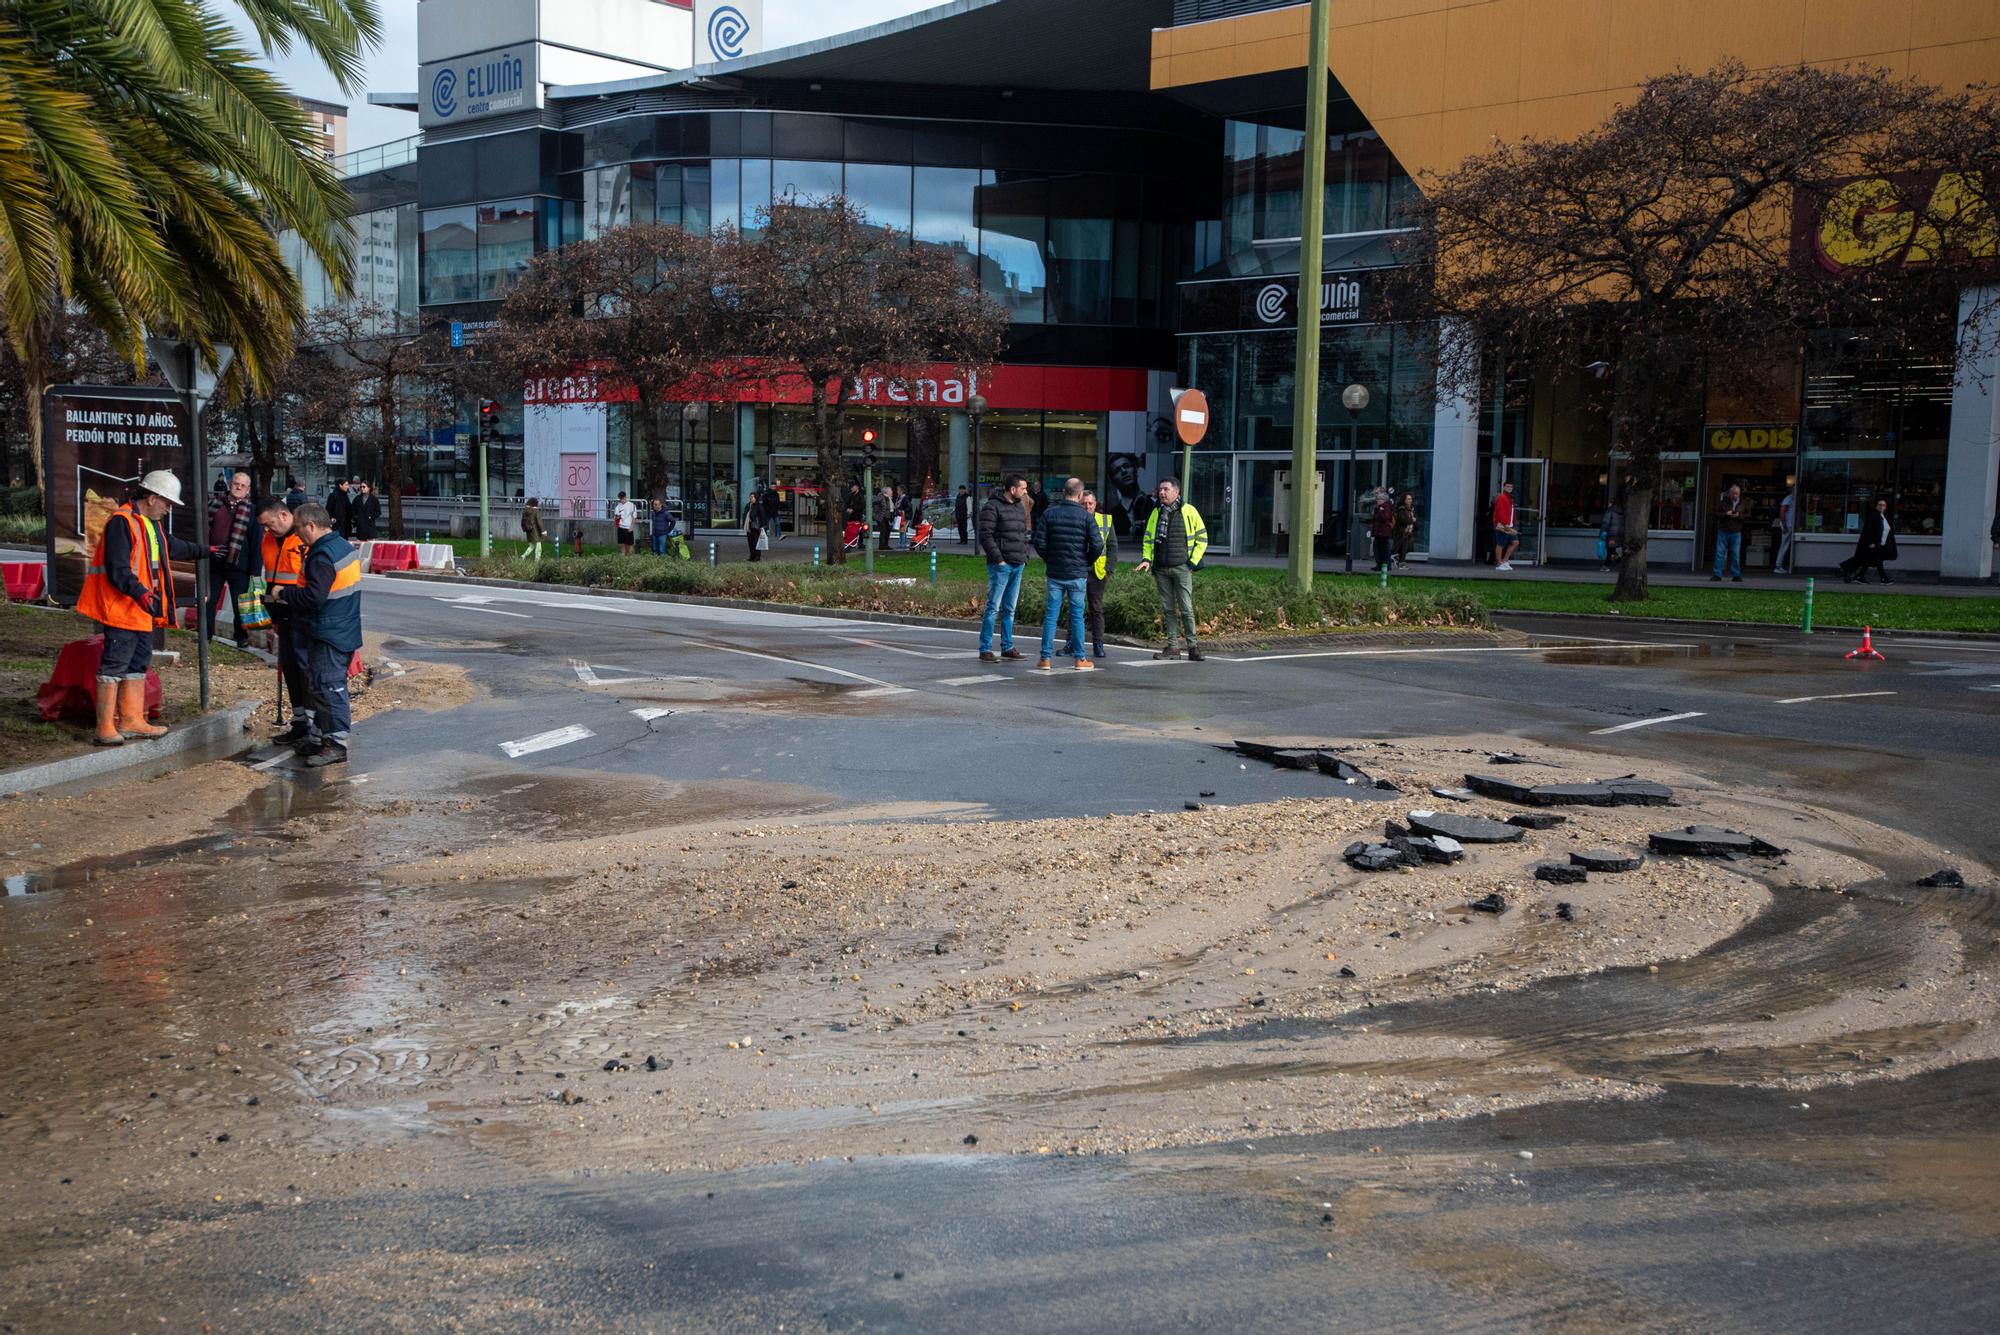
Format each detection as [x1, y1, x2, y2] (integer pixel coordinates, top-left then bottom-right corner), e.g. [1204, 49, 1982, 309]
[306, 0, 2000, 577]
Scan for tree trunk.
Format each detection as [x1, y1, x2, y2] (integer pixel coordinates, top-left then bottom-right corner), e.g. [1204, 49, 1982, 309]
[638, 394, 668, 497]
[812, 383, 848, 565]
[1613, 479, 1654, 602]
[24, 350, 47, 497]
[377, 383, 403, 538]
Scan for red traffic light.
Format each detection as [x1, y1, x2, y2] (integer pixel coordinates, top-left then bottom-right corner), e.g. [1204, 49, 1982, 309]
[861, 428, 877, 445]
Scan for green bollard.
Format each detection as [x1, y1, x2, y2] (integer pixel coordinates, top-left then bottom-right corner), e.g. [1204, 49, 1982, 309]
[1379, 565, 1388, 589]
[930, 550, 938, 585]
[708, 542, 716, 567]
[813, 544, 821, 568]
[1803, 577, 1815, 635]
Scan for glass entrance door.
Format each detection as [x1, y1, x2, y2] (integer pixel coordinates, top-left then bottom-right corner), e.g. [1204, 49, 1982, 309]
[1500, 458, 1548, 567]
[1234, 453, 1384, 563]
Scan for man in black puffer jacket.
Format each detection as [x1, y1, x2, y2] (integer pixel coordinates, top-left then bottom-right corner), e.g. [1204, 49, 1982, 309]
[1032, 476, 1103, 672]
[977, 475, 1033, 662]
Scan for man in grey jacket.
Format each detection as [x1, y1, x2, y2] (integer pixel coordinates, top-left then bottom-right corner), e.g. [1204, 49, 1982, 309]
[1032, 477, 1103, 671]
[977, 475, 1032, 663]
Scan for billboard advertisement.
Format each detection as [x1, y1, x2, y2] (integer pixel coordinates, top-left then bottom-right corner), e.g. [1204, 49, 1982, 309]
[40, 385, 198, 609]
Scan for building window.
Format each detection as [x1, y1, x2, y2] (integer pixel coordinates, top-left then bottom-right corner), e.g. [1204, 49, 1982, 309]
[845, 161, 913, 236]
[420, 205, 478, 304]
[477, 199, 537, 300]
[1048, 175, 1114, 326]
[914, 166, 979, 274]
[978, 172, 1046, 324]
[1802, 325, 1955, 537]
[711, 159, 742, 233]
[773, 159, 841, 204]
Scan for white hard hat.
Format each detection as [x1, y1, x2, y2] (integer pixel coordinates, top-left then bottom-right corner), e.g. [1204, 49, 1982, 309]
[139, 470, 184, 506]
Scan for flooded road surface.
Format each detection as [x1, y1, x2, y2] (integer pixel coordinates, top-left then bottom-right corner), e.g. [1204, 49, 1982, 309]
[3, 614, 1997, 1332]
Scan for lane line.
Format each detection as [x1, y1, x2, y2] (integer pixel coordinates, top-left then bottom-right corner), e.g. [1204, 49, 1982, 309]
[571, 661, 653, 687]
[1222, 642, 1697, 663]
[850, 685, 916, 698]
[461, 606, 531, 618]
[936, 674, 1007, 686]
[630, 707, 676, 721]
[249, 750, 296, 772]
[834, 636, 964, 660]
[1591, 711, 1707, 735]
[686, 639, 907, 693]
[499, 725, 596, 759]
[1774, 691, 1898, 705]
[1894, 640, 2000, 653]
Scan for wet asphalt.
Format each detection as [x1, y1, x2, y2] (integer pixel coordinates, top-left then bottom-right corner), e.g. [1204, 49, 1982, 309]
[8, 576, 2000, 1331]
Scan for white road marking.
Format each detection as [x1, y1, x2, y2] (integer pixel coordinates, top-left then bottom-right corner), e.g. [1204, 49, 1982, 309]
[434, 594, 500, 605]
[1974, 684, 2000, 693]
[1774, 691, 1898, 705]
[1895, 640, 2000, 653]
[936, 674, 1007, 686]
[850, 685, 915, 698]
[1591, 711, 1707, 735]
[461, 606, 530, 618]
[834, 636, 963, 660]
[630, 707, 676, 721]
[1912, 661, 2000, 678]
[499, 725, 595, 758]
[1221, 641, 1697, 663]
[250, 750, 296, 771]
[571, 661, 653, 687]
[685, 639, 907, 693]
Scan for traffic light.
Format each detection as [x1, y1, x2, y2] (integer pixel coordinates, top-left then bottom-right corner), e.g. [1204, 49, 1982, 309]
[859, 426, 877, 467]
[860, 428, 877, 445]
[478, 399, 499, 433]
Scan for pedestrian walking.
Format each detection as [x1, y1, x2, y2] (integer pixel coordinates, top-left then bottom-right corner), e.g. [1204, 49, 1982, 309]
[274, 503, 362, 768]
[76, 471, 210, 746]
[258, 498, 312, 748]
[1492, 481, 1520, 570]
[613, 492, 638, 555]
[1134, 477, 1208, 661]
[1032, 477, 1102, 672]
[206, 470, 256, 646]
[354, 483, 381, 541]
[761, 480, 784, 542]
[954, 485, 973, 545]
[1711, 483, 1747, 581]
[522, 497, 546, 560]
[1368, 486, 1395, 572]
[1840, 497, 1898, 584]
[1598, 499, 1624, 572]
[1392, 490, 1418, 569]
[744, 492, 767, 562]
[326, 477, 354, 538]
[1773, 489, 1797, 574]
[875, 485, 894, 552]
[977, 475, 1032, 663]
[1072, 489, 1118, 659]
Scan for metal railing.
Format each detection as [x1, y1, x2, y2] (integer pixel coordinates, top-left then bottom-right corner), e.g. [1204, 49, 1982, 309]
[334, 135, 420, 180]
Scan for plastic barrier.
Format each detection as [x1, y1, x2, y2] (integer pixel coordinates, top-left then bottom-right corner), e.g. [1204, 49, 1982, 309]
[2, 562, 46, 602]
[36, 636, 163, 722]
[367, 541, 420, 573]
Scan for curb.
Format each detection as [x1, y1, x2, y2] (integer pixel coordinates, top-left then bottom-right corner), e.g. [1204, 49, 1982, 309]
[0, 701, 261, 798]
[1491, 608, 2000, 642]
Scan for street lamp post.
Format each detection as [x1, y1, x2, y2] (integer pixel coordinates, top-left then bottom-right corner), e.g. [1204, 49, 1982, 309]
[1341, 382, 1370, 574]
[1287, 0, 1334, 594]
[968, 393, 987, 517]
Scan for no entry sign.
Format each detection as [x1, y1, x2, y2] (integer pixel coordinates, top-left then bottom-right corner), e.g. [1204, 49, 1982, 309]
[1171, 388, 1210, 446]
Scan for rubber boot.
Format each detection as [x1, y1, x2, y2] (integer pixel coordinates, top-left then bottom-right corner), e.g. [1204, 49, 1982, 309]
[118, 678, 168, 739]
[91, 681, 124, 747]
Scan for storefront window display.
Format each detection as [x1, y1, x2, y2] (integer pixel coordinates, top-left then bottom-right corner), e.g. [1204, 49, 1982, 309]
[1801, 326, 1955, 538]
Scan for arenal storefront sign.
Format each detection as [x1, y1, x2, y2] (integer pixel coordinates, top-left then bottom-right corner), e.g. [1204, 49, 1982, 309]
[1703, 423, 1797, 454]
[1178, 269, 1386, 334]
[523, 363, 1148, 412]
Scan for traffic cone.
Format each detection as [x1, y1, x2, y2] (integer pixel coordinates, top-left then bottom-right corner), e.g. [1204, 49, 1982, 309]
[1845, 625, 1885, 661]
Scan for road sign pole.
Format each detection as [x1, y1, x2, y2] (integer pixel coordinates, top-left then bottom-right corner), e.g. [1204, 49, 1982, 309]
[1288, 0, 1332, 594]
[477, 422, 491, 558]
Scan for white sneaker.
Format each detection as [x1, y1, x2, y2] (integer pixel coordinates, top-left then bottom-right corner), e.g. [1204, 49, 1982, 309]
[1497, 562, 1512, 571]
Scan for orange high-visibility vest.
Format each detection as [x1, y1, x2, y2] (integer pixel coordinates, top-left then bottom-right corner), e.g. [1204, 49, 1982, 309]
[76, 505, 171, 633]
[262, 529, 306, 588]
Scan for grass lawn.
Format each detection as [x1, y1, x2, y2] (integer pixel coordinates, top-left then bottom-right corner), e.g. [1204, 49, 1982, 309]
[861, 552, 2000, 634]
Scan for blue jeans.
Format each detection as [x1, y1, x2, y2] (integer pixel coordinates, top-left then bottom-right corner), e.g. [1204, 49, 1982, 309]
[305, 640, 353, 746]
[1040, 577, 1087, 661]
[651, 526, 668, 556]
[980, 562, 1024, 653]
[1713, 530, 1743, 579]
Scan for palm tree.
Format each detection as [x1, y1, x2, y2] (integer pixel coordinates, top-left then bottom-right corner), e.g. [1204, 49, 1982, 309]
[0, 0, 381, 490]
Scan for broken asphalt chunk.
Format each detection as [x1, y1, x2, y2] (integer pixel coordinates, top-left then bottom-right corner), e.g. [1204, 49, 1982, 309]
[1231, 740, 1324, 770]
[1647, 826, 1788, 858]
[1914, 868, 1965, 888]
[1343, 841, 1411, 872]
[1533, 863, 1588, 885]
[1506, 813, 1567, 830]
[1468, 893, 1508, 914]
[1315, 753, 1400, 791]
[1405, 810, 1526, 844]
[1430, 786, 1475, 801]
[1465, 774, 1674, 807]
[1392, 835, 1465, 865]
[1571, 849, 1644, 873]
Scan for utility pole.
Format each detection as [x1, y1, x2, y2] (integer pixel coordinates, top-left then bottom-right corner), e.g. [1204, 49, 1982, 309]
[1287, 0, 1332, 593]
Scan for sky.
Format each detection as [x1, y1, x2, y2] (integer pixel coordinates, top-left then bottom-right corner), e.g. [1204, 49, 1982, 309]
[217, 0, 945, 152]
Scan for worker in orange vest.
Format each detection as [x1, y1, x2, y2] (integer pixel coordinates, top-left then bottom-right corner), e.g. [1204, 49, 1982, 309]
[257, 497, 312, 747]
[75, 470, 211, 746]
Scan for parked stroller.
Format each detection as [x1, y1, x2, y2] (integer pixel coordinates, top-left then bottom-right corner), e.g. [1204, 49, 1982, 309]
[906, 520, 935, 552]
[842, 520, 868, 551]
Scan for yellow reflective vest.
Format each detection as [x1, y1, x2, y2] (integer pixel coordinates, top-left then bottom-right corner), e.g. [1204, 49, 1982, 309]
[1142, 501, 1208, 568]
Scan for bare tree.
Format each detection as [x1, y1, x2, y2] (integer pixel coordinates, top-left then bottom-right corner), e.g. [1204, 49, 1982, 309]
[492, 223, 734, 499]
[728, 197, 1008, 564]
[301, 301, 450, 539]
[1390, 63, 2000, 600]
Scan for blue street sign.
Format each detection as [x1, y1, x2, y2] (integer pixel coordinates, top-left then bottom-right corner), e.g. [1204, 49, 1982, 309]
[450, 321, 464, 349]
[324, 434, 348, 466]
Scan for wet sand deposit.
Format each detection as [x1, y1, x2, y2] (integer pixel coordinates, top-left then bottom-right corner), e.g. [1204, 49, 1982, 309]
[1, 733, 1994, 1322]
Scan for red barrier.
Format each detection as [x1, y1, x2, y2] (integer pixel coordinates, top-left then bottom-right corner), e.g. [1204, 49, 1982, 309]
[368, 541, 419, 573]
[1, 562, 45, 602]
[36, 636, 164, 722]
